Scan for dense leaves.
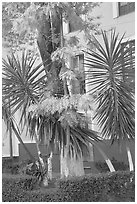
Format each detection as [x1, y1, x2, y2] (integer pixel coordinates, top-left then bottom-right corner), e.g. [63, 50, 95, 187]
[2, 52, 46, 119]
[3, 171, 134, 202]
[2, 2, 100, 55]
[57, 171, 135, 202]
[28, 95, 101, 158]
[84, 30, 135, 143]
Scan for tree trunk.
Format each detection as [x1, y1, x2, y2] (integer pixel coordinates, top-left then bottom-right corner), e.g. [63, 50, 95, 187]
[60, 125, 84, 178]
[36, 11, 53, 72]
[34, 133, 48, 186]
[37, 8, 61, 73]
[9, 122, 13, 160]
[8, 101, 13, 160]
[60, 146, 69, 178]
[68, 150, 85, 177]
[126, 145, 134, 171]
[47, 151, 53, 180]
[36, 8, 62, 185]
[59, 10, 85, 178]
[60, 146, 84, 178]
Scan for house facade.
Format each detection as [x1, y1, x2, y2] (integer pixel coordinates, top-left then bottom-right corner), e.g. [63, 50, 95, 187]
[62, 1, 135, 133]
[2, 2, 135, 167]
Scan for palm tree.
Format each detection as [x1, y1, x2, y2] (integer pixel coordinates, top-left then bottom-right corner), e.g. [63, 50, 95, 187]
[56, 11, 116, 174]
[84, 29, 135, 171]
[28, 94, 103, 178]
[28, 93, 116, 178]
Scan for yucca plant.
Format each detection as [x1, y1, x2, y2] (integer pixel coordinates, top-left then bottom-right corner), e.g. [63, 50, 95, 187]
[85, 29, 135, 171]
[2, 52, 46, 117]
[2, 51, 49, 184]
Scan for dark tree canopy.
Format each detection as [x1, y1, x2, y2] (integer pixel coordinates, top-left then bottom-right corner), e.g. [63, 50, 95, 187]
[2, 2, 100, 55]
[2, 2, 100, 97]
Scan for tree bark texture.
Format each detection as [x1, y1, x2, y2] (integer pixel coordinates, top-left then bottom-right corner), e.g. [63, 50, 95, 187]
[34, 133, 49, 186]
[47, 151, 53, 180]
[37, 10, 61, 73]
[60, 146, 84, 178]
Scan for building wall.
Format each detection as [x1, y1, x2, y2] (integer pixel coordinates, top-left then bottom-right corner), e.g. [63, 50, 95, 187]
[94, 139, 135, 165]
[2, 120, 19, 157]
[92, 2, 135, 39]
[2, 106, 36, 157]
[19, 139, 135, 173]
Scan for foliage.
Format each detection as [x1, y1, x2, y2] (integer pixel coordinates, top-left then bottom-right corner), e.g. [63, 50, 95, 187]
[28, 94, 101, 159]
[2, 2, 100, 55]
[57, 171, 135, 202]
[2, 2, 35, 54]
[2, 171, 135, 202]
[2, 158, 39, 175]
[2, 157, 19, 174]
[2, 174, 38, 191]
[84, 30, 135, 143]
[2, 173, 58, 202]
[2, 51, 46, 119]
[29, 94, 94, 116]
[2, 50, 101, 180]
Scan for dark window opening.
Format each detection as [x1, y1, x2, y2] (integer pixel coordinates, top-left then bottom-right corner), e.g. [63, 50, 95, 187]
[72, 54, 84, 71]
[71, 54, 86, 94]
[119, 2, 135, 16]
[69, 22, 76, 33]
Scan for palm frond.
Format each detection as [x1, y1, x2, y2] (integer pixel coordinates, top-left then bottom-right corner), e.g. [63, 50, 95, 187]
[2, 51, 46, 124]
[84, 29, 135, 142]
[28, 95, 101, 159]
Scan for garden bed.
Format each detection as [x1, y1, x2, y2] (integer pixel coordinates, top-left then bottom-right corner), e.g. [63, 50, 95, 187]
[2, 171, 135, 202]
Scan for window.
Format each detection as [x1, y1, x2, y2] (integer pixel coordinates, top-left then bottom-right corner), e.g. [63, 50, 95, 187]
[68, 22, 77, 33]
[71, 54, 86, 94]
[119, 2, 135, 16]
[72, 54, 84, 71]
[121, 40, 135, 91]
[68, 16, 83, 33]
[72, 56, 79, 70]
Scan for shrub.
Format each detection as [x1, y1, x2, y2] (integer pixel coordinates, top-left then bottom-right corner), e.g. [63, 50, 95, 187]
[2, 174, 59, 202]
[2, 171, 135, 202]
[56, 171, 135, 202]
[2, 174, 66, 202]
[2, 158, 33, 174]
[3, 173, 39, 189]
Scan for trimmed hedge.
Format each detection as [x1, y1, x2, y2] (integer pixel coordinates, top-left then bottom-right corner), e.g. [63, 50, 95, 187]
[56, 171, 135, 202]
[2, 174, 39, 202]
[2, 174, 59, 202]
[2, 171, 135, 202]
[2, 158, 34, 174]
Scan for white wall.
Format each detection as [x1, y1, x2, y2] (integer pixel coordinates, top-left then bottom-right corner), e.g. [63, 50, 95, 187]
[2, 120, 19, 157]
[91, 2, 135, 39]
